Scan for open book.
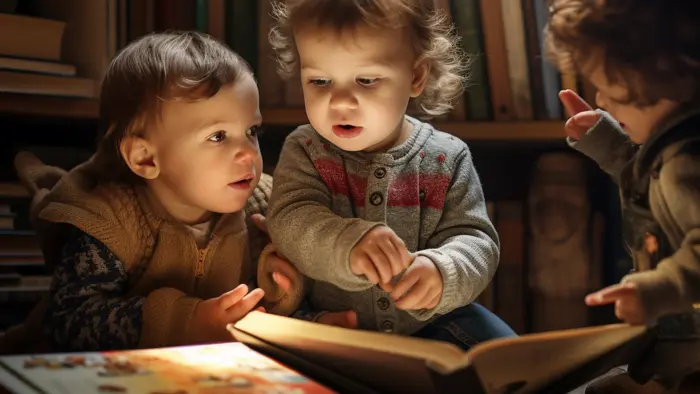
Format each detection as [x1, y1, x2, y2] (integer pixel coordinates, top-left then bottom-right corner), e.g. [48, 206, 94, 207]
[0, 312, 653, 394]
[228, 312, 654, 394]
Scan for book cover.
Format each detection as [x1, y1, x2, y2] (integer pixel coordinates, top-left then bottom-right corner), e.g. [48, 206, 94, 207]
[0, 342, 334, 394]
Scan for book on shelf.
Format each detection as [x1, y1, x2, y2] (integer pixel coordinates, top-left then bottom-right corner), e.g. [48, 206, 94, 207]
[0, 14, 65, 62]
[0, 57, 77, 78]
[0, 71, 96, 99]
[0, 311, 653, 394]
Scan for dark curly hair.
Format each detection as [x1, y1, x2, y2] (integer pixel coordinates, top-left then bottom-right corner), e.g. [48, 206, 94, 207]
[544, 0, 700, 106]
[269, 0, 468, 118]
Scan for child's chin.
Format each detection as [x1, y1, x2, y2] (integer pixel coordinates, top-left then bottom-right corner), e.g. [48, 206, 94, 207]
[209, 200, 247, 214]
[333, 139, 369, 152]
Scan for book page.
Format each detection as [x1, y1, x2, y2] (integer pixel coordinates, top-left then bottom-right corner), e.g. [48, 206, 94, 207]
[0, 342, 335, 394]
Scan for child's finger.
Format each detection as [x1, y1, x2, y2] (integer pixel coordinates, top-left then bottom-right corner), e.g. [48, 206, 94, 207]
[266, 253, 298, 291]
[218, 284, 249, 309]
[272, 272, 292, 293]
[564, 111, 601, 140]
[352, 256, 380, 284]
[343, 310, 358, 329]
[226, 287, 265, 317]
[366, 247, 393, 284]
[379, 237, 403, 276]
[321, 310, 358, 329]
[395, 280, 430, 310]
[390, 271, 420, 303]
[390, 235, 413, 269]
[572, 111, 601, 129]
[559, 89, 593, 116]
[379, 280, 394, 293]
[424, 291, 441, 309]
[416, 288, 441, 310]
[585, 284, 637, 306]
[564, 117, 586, 140]
[251, 214, 268, 234]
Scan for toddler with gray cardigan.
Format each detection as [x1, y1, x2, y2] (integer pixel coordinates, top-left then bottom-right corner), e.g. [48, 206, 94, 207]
[265, 0, 515, 349]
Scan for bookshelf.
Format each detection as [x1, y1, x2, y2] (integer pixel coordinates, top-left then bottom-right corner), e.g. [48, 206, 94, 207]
[0, 92, 99, 119]
[0, 94, 566, 141]
[262, 108, 565, 140]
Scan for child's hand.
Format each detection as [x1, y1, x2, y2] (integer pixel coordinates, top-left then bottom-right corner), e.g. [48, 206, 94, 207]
[250, 213, 269, 234]
[191, 284, 266, 343]
[585, 282, 646, 325]
[316, 310, 358, 329]
[264, 251, 296, 293]
[559, 89, 601, 141]
[350, 226, 412, 286]
[390, 255, 443, 310]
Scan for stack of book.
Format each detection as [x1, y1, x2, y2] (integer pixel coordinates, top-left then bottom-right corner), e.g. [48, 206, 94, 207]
[0, 11, 95, 99]
[0, 182, 47, 337]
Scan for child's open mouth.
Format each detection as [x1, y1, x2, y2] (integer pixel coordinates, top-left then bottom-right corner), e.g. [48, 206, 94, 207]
[332, 124, 363, 138]
[229, 174, 253, 190]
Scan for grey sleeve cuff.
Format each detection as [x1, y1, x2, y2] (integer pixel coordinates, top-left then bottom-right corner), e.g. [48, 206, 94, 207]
[568, 110, 638, 181]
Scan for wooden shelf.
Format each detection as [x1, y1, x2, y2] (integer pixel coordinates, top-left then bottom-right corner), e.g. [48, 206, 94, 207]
[261, 108, 566, 141]
[0, 97, 565, 140]
[0, 92, 99, 119]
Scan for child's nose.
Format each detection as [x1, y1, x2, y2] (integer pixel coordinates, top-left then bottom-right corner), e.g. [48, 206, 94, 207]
[233, 141, 257, 163]
[329, 89, 359, 110]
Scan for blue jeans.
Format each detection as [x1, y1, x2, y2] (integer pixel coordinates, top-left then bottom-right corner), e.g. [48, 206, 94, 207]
[412, 303, 517, 351]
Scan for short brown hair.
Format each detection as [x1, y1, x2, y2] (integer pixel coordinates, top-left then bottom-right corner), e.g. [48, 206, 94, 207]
[94, 31, 252, 182]
[545, 0, 700, 106]
[269, 0, 467, 118]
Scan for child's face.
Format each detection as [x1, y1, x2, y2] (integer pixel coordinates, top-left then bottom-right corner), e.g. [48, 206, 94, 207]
[588, 66, 679, 144]
[294, 23, 426, 152]
[147, 75, 263, 221]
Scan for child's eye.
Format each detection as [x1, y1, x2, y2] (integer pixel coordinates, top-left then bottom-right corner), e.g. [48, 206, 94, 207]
[308, 78, 331, 87]
[208, 130, 226, 143]
[357, 77, 379, 87]
[247, 125, 264, 139]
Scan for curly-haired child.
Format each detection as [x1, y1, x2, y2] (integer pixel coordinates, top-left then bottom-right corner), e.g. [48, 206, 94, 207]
[545, 1, 700, 392]
[263, 0, 516, 350]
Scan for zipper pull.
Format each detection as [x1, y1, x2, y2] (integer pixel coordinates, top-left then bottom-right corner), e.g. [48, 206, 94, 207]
[196, 249, 206, 277]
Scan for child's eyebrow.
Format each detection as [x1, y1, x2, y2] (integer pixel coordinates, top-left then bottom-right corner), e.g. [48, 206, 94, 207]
[300, 65, 324, 72]
[196, 119, 228, 130]
[195, 116, 262, 131]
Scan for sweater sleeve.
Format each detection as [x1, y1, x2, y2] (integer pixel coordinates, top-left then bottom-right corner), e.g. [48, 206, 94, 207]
[412, 147, 500, 320]
[621, 152, 700, 324]
[567, 109, 639, 183]
[267, 134, 380, 291]
[245, 173, 273, 267]
[48, 228, 202, 351]
[47, 228, 145, 351]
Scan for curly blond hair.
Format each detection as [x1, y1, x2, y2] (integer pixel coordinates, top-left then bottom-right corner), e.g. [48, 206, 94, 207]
[269, 0, 468, 118]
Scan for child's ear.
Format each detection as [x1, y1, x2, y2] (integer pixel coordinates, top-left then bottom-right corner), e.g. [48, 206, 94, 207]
[119, 135, 160, 180]
[410, 59, 431, 98]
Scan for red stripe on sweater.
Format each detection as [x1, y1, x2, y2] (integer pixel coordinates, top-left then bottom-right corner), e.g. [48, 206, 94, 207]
[419, 174, 450, 210]
[387, 174, 419, 207]
[313, 158, 366, 207]
[314, 159, 449, 209]
[388, 174, 450, 209]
